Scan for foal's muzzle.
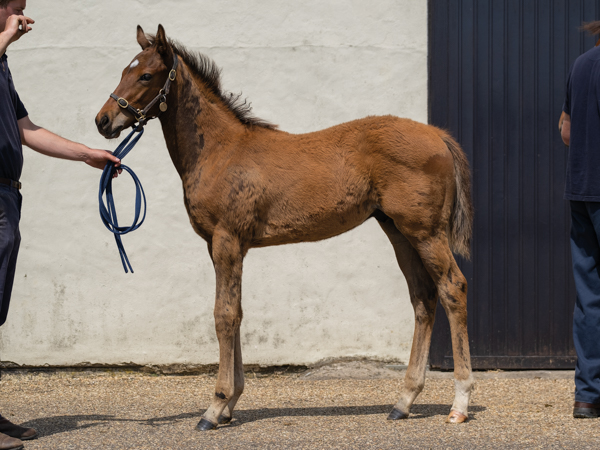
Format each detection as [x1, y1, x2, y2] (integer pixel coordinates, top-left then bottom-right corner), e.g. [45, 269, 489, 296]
[95, 112, 125, 139]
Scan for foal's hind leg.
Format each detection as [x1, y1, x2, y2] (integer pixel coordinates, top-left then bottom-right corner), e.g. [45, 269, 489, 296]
[409, 234, 474, 423]
[378, 218, 439, 420]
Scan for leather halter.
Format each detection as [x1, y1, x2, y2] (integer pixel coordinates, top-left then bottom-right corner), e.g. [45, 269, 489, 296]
[110, 54, 179, 129]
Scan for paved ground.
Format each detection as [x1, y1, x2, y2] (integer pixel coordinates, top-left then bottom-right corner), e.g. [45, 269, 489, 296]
[0, 361, 597, 449]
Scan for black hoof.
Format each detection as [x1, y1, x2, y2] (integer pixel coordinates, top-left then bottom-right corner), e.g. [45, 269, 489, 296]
[218, 415, 232, 424]
[195, 418, 217, 431]
[387, 408, 409, 420]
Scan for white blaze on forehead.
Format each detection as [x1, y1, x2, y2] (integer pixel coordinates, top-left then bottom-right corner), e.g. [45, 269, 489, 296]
[130, 59, 140, 69]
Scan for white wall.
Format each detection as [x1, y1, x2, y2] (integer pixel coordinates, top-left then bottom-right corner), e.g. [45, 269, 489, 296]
[0, 0, 428, 367]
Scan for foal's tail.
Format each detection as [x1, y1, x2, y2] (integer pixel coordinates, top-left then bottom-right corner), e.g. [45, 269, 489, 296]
[440, 131, 474, 259]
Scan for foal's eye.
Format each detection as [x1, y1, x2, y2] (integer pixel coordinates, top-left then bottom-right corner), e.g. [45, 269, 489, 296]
[139, 73, 153, 82]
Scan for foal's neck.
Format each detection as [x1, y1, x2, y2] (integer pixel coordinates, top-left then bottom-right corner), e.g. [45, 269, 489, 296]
[158, 60, 246, 178]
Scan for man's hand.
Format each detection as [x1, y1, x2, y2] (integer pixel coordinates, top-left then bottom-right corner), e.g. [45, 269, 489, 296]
[0, 14, 34, 57]
[3, 14, 33, 44]
[561, 113, 571, 147]
[84, 148, 122, 177]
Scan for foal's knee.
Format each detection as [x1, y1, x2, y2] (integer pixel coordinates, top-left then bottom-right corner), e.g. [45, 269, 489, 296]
[214, 309, 242, 336]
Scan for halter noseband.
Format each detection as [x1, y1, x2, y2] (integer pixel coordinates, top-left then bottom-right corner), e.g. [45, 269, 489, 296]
[110, 54, 179, 129]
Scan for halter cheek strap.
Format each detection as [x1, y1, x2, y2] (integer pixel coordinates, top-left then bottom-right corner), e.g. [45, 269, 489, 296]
[110, 54, 179, 128]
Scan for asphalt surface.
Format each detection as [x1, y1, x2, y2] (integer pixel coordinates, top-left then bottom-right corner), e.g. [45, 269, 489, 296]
[0, 361, 597, 449]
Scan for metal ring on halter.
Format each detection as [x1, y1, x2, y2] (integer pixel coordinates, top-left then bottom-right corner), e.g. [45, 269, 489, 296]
[117, 98, 129, 109]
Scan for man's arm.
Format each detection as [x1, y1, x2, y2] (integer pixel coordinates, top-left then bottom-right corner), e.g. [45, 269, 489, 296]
[560, 113, 571, 146]
[0, 14, 33, 57]
[18, 116, 120, 170]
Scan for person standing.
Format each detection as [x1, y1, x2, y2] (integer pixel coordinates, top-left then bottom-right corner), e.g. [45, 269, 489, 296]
[0, 1, 120, 448]
[561, 21, 600, 419]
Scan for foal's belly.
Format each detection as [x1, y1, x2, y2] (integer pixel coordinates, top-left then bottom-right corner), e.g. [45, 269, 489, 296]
[253, 199, 376, 247]
[251, 161, 377, 246]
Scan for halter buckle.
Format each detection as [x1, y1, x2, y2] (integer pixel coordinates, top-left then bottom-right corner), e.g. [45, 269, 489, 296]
[169, 69, 176, 81]
[117, 98, 129, 109]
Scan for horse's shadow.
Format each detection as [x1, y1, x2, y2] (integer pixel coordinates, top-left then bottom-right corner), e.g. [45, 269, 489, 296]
[224, 403, 486, 427]
[18, 412, 202, 438]
[20, 404, 486, 436]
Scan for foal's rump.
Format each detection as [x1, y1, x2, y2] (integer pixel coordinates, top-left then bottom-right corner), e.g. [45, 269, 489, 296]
[350, 116, 471, 256]
[372, 118, 472, 258]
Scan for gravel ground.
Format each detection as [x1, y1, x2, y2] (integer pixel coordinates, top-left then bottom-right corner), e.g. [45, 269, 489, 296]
[0, 362, 597, 449]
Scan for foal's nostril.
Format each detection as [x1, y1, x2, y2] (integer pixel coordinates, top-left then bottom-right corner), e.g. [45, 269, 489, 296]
[100, 115, 109, 129]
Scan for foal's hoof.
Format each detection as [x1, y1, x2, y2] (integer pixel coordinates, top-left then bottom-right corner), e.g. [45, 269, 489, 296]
[195, 418, 218, 431]
[387, 408, 409, 420]
[218, 415, 232, 424]
[446, 410, 468, 423]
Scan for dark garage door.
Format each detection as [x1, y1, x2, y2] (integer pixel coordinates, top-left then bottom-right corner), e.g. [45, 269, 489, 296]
[428, 0, 600, 369]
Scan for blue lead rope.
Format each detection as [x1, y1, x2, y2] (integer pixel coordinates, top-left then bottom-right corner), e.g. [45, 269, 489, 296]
[98, 127, 147, 273]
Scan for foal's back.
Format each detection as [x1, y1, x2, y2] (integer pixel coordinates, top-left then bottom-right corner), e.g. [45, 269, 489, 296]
[216, 115, 456, 247]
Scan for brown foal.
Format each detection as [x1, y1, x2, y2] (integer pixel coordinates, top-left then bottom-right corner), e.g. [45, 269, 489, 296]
[96, 25, 475, 430]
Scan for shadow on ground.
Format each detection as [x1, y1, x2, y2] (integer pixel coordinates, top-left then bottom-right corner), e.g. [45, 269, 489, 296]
[19, 403, 487, 436]
[226, 404, 486, 426]
[18, 412, 202, 437]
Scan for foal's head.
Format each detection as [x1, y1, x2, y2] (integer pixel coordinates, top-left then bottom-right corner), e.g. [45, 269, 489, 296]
[96, 25, 174, 139]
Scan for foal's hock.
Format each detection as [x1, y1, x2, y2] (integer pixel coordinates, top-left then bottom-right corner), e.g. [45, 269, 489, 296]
[95, 24, 475, 430]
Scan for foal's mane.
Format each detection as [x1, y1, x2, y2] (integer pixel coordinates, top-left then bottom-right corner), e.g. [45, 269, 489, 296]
[149, 35, 277, 130]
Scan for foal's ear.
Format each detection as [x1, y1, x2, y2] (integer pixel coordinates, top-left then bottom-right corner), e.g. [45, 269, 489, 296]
[155, 24, 172, 59]
[137, 25, 151, 50]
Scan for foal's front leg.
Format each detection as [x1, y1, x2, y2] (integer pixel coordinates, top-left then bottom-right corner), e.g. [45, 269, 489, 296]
[197, 230, 244, 431]
[218, 329, 244, 424]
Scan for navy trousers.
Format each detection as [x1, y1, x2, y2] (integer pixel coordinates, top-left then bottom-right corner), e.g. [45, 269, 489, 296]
[570, 200, 600, 404]
[0, 184, 21, 328]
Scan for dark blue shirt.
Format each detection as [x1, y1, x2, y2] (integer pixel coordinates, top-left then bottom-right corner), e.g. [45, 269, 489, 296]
[0, 53, 28, 182]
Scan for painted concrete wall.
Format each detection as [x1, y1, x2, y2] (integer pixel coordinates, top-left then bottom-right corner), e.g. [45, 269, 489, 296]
[0, 0, 428, 367]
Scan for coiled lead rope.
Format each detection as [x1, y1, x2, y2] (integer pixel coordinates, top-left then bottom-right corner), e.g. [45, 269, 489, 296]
[98, 126, 147, 273]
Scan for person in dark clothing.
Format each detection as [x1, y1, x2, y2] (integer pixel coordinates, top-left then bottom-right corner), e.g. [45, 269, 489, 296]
[561, 20, 600, 420]
[0, 1, 120, 448]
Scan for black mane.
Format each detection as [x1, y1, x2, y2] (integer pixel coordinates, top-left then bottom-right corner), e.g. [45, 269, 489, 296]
[151, 36, 277, 130]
